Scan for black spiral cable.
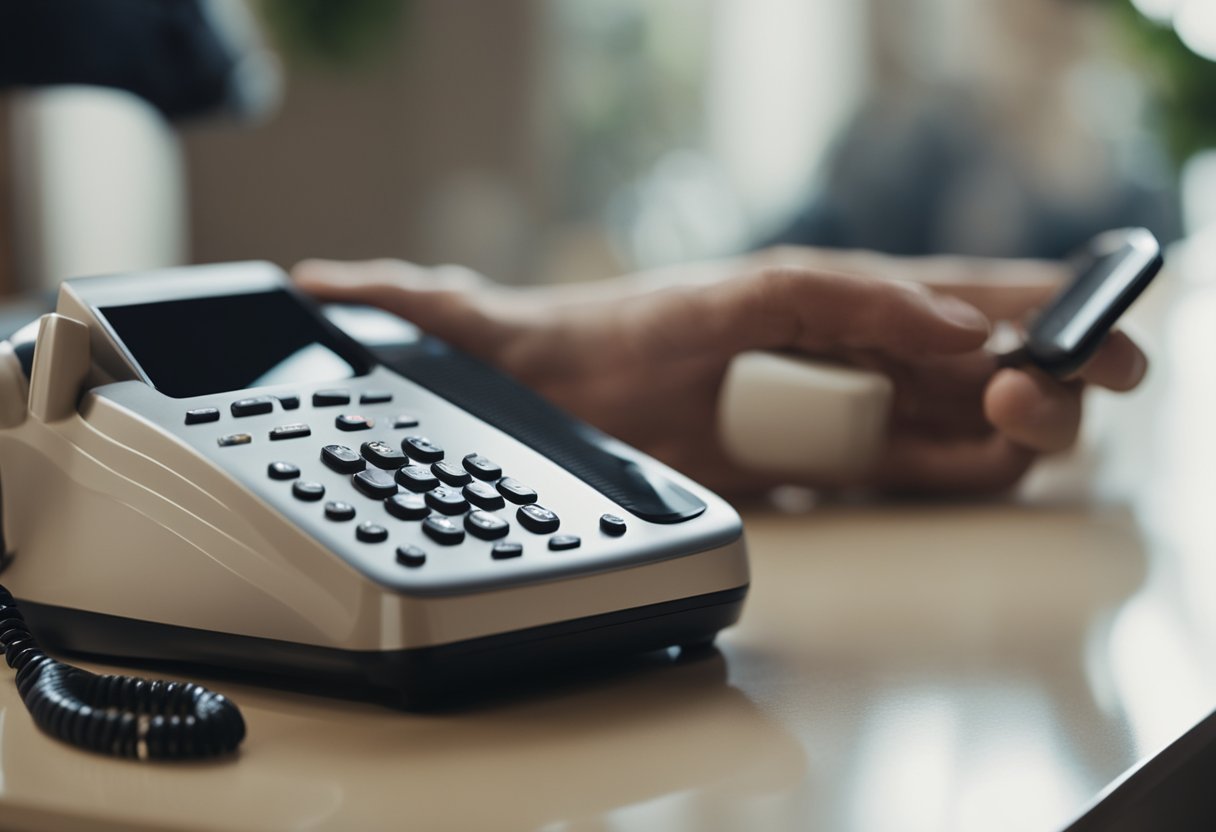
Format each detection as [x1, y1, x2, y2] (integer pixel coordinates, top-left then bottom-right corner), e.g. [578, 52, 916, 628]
[0, 584, 245, 760]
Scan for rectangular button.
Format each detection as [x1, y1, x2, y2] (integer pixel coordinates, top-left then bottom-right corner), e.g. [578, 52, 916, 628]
[277, 394, 300, 410]
[185, 407, 220, 425]
[313, 390, 351, 407]
[217, 433, 252, 447]
[231, 397, 274, 417]
[360, 391, 393, 404]
[269, 423, 311, 441]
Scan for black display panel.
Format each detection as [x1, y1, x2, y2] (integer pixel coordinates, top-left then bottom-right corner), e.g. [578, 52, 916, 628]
[99, 290, 372, 398]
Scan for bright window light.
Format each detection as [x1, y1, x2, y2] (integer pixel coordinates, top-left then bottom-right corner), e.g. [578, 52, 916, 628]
[1175, 0, 1216, 61]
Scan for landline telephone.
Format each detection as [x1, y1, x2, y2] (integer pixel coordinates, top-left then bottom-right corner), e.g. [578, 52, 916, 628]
[0, 262, 749, 758]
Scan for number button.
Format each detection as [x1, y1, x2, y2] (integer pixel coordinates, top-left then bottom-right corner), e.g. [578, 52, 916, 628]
[322, 444, 365, 474]
[423, 516, 465, 546]
[361, 440, 407, 469]
[402, 436, 444, 463]
[517, 504, 559, 534]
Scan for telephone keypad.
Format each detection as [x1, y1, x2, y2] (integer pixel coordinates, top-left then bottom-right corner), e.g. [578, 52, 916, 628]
[322, 444, 365, 474]
[184, 376, 641, 583]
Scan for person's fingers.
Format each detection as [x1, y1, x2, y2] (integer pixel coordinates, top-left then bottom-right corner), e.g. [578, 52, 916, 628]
[925, 279, 1060, 322]
[291, 258, 511, 358]
[1072, 330, 1148, 391]
[694, 268, 991, 359]
[873, 432, 1037, 493]
[857, 349, 995, 437]
[984, 368, 1083, 453]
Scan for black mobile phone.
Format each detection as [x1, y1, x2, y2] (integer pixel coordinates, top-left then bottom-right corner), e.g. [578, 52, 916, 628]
[1000, 228, 1163, 377]
[1062, 707, 1216, 831]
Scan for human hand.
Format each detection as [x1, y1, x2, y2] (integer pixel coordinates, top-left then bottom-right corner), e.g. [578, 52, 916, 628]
[292, 253, 1146, 497]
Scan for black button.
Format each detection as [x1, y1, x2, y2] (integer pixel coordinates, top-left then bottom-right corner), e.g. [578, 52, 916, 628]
[268, 461, 300, 480]
[277, 394, 300, 410]
[313, 389, 351, 407]
[423, 515, 465, 545]
[356, 522, 388, 543]
[496, 477, 537, 505]
[432, 461, 471, 486]
[361, 440, 407, 469]
[491, 541, 523, 560]
[402, 436, 444, 463]
[396, 464, 439, 492]
[425, 486, 469, 515]
[353, 468, 398, 500]
[465, 510, 509, 540]
[185, 407, 220, 425]
[217, 433, 252, 447]
[463, 481, 505, 510]
[292, 481, 325, 501]
[231, 397, 274, 417]
[360, 391, 393, 404]
[269, 423, 311, 441]
[396, 545, 426, 567]
[393, 415, 420, 429]
[325, 501, 356, 521]
[599, 513, 627, 536]
[336, 414, 374, 431]
[517, 504, 559, 534]
[549, 534, 581, 551]
[385, 492, 429, 520]
[462, 453, 502, 481]
[321, 444, 365, 473]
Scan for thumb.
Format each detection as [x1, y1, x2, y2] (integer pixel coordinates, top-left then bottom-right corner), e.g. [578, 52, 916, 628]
[292, 258, 510, 359]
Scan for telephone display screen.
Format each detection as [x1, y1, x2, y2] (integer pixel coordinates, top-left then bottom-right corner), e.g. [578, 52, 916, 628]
[99, 290, 372, 398]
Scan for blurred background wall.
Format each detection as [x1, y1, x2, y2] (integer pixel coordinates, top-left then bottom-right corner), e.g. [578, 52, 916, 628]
[2, 0, 1210, 291]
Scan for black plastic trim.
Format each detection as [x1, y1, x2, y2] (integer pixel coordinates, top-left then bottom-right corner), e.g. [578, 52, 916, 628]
[16, 586, 747, 708]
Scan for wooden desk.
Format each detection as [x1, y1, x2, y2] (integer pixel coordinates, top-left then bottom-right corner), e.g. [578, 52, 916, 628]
[0, 251, 1211, 831]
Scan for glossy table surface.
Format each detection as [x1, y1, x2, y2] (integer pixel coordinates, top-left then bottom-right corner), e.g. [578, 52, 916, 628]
[0, 237, 1213, 831]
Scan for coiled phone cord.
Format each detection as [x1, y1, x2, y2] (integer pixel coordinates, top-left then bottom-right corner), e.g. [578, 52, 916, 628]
[0, 585, 245, 760]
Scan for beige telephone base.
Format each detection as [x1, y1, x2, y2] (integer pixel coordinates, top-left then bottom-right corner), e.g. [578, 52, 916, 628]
[718, 351, 894, 482]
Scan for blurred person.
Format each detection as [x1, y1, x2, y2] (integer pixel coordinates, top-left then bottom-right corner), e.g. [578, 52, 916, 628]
[293, 247, 1146, 497]
[765, 0, 1180, 259]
